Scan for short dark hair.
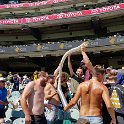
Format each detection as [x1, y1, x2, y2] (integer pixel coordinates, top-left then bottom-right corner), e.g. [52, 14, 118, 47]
[94, 65, 105, 75]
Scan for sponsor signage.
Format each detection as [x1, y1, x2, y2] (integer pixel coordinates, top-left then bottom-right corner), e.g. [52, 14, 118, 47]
[0, 0, 68, 9]
[0, 35, 124, 54]
[0, 3, 123, 25]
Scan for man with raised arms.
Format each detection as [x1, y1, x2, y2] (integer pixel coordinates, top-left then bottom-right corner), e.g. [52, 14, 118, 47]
[64, 42, 116, 124]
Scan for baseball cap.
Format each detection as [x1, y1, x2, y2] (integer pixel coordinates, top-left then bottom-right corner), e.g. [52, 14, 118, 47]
[0, 77, 6, 82]
[106, 67, 112, 70]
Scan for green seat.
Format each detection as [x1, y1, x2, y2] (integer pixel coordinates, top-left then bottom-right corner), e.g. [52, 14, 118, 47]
[63, 120, 72, 124]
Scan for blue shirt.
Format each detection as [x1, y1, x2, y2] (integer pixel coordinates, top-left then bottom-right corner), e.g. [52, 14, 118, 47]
[0, 87, 7, 109]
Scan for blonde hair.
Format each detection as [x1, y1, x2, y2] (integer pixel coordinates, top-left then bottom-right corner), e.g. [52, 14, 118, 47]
[38, 71, 48, 78]
[62, 72, 69, 82]
[106, 70, 117, 81]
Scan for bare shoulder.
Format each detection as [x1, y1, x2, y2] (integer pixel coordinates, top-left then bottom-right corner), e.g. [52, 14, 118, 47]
[80, 80, 90, 86]
[96, 81, 108, 90]
[101, 84, 108, 91]
[27, 81, 35, 87]
[22, 81, 35, 97]
[79, 81, 90, 89]
[24, 81, 35, 91]
[44, 83, 51, 90]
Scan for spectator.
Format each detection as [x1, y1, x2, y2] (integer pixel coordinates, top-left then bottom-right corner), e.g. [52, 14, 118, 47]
[106, 67, 112, 74]
[13, 74, 20, 91]
[0, 77, 8, 123]
[7, 72, 13, 84]
[33, 71, 38, 81]
[80, 60, 92, 81]
[68, 55, 84, 97]
[102, 70, 117, 124]
[21, 71, 49, 124]
[22, 75, 30, 85]
[64, 42, 116, 124]
[112, 69, 124, 124]
[68, 55, 84, 84]
[44, 75, 60, 123]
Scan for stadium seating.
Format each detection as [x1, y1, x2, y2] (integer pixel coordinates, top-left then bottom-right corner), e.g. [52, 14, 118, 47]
[13, 118, 25, 124]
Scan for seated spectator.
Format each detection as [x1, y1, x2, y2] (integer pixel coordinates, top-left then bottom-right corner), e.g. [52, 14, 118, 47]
[10, 89, 24, 111]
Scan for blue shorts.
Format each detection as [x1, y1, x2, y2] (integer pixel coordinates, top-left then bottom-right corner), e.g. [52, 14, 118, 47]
[79, 116, 103, 124]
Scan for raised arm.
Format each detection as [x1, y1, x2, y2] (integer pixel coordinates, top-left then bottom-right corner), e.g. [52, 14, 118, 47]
[54, 65, 60, 77]
[53, 75, 59, 88]
[64, 84, 81, 111]
[102, 86, 116, 124]
[68, 55, 75, 77]
[81, 42, 96, 76]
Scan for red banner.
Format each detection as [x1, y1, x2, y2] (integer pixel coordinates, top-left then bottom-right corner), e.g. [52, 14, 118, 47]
[0, 3, 123, 25]
[0, 0, 68, 9]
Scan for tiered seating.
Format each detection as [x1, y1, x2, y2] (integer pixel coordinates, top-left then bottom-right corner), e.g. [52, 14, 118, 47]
[5, 84, 25, 124]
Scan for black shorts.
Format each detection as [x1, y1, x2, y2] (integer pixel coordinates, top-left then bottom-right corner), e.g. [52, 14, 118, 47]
[31, 114, 47, 124]
[0, 107, 5, 118]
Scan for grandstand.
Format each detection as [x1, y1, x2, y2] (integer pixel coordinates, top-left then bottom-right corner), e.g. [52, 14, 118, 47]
[0, 0, 124, 124]
[0, 0, 124, 73]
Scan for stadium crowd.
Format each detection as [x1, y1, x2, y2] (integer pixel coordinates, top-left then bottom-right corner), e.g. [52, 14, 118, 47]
[0, 42, 124, 124]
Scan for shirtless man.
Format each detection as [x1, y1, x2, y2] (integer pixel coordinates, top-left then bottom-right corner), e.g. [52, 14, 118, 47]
[44, 75, 60, 123]
[64, 42, 116, 124]
[21, 71, 49, 124]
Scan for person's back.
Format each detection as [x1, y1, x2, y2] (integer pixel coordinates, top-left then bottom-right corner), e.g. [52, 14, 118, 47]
[64, 42, 116, 124]
[80, 79, 104, 116]
[64, 74, 116, 124]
